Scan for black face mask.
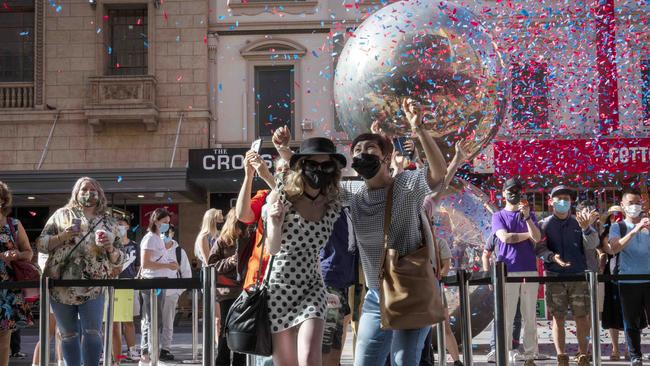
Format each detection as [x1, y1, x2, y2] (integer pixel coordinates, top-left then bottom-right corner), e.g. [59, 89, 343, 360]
[351, 153, 382, 180]
[505, 192, 521, 205]
[302, 169, 330, 190]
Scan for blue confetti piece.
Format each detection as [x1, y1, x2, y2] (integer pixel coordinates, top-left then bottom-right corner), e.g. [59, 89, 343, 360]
[19, 31, 29, 36]
[117, 176, 123, 183]
[108, 47, 112, 55]
[218, 83, 222, 92]
[56, 5, 62, 12]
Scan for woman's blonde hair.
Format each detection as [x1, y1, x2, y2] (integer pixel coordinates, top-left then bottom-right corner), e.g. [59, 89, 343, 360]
[283, 156, 341, 204]
[194, 208, 221, 255]
[218, 208, 242, 247]
[0, 181, 12, 216]
[65, 177, 108, 214]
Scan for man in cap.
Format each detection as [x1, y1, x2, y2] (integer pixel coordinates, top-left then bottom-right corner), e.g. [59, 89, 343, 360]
[491, 177, 542, 366]
[536, 185, 600, 366]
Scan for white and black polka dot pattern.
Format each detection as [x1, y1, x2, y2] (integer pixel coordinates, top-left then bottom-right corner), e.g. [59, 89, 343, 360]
[341, 168, 435, 289]
[267, 191, 341, 334]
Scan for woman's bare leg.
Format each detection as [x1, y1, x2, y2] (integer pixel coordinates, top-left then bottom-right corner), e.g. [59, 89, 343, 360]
[297, 318, 325, 366]
[272, 327, 299, 366]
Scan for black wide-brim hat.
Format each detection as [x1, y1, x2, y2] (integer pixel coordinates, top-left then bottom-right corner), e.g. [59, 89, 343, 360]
[289, 137, 347, 169]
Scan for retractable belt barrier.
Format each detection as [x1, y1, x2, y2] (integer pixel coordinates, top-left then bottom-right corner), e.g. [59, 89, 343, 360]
[29, 267, 217, 366]
[436, 264, 650, 366]
[7, 265, 650, 366]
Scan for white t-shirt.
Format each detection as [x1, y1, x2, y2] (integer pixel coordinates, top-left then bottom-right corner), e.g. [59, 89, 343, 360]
[140, 232, 174, 278]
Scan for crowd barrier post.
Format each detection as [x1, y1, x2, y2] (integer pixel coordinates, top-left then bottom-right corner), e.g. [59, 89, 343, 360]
[588, 271, 601, 366]
[437, 281, 447, 366]
[39, 276, 50, 366]
[202, 266, 215, 366]
[150, 289, 160, 365]
[457, 269, 473, 366]
[492, 262, 507, 366]
[103, 287, 115, 366]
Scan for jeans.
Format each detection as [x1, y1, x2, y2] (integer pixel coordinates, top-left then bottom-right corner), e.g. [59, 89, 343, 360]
[619, 282, 650, 360]
[354, 289, 428, 366]
[51, 293, 105, 366]
[140, 290, 164, 354]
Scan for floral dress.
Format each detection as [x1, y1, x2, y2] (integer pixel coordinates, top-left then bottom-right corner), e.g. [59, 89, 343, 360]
[0, 219, 33, 331]
[267, 189, 341, 333]
[36, 207, 125, 305]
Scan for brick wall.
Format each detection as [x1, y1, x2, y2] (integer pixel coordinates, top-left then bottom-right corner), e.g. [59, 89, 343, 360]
[0, 0, 210, 171]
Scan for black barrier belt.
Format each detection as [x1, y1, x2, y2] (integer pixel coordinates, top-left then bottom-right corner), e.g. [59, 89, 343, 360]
[51, 278, 202, 289]
[441, 272, 650, 286]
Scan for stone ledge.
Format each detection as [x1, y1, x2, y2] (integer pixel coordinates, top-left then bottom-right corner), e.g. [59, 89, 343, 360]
[227, 0, 318, 16]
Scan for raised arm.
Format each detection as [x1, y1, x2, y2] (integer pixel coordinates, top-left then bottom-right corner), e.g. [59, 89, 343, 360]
[608, 218, 650, 254]
[402, 98, 446, 190]
[236, 151, 257, 224]
[272, 125, 294, 162]
[265, 190, 285, 255]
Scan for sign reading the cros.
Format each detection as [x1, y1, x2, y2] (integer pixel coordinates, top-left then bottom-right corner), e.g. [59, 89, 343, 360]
[188, 147, 279, 179]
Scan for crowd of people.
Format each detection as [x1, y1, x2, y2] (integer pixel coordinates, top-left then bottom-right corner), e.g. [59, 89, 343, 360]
[0, 98, 648, 366]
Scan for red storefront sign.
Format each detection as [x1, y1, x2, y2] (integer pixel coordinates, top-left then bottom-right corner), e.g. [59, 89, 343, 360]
[140, 204, 179, 229]
[494, 138, 650, 177]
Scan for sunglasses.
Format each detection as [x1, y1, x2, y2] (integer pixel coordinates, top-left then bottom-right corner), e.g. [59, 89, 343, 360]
[301, 159, 339, 174]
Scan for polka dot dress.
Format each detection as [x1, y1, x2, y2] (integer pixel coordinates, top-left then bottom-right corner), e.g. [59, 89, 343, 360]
[267, 190, 340, 333]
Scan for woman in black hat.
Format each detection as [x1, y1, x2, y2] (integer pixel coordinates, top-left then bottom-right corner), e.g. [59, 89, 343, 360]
[264, 136, 347, 366]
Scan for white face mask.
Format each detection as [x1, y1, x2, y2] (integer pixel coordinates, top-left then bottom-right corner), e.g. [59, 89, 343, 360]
[117, 226, 128, 238]
[624, 204, 643, 218]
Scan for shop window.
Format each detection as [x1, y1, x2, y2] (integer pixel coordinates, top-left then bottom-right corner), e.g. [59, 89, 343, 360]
[254, 65, 294, 138]
[511, 61, 549, 130]
[0, 0, 34, 83]
[107, 7, 148, 76]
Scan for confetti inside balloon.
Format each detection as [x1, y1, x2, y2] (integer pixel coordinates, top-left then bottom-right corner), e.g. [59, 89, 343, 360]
[334, 0, 508, 160]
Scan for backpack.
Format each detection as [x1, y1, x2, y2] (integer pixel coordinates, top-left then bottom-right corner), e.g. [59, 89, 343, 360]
[175, 246, 183, 278]
[611, 222, 627, 276]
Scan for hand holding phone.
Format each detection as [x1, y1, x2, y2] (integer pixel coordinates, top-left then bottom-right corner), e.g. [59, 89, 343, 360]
[71, 218, 82, 233]
[251, 138, 262, 154]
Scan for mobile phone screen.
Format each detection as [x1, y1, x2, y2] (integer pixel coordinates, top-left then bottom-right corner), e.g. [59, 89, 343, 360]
[251, 138, 262, 153]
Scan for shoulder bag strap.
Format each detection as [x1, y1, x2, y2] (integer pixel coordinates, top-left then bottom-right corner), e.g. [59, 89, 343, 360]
[378, 182, 395, 277]
[255, 222, 268, 287]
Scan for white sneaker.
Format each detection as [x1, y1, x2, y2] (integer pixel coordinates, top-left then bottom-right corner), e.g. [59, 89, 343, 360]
[487, 350, 496, 363]
[534, 353, 550, 361]
[138, 361, 150, 366]
[509, 350, 521, 363]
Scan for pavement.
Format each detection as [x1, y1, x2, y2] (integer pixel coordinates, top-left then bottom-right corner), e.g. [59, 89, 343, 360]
[10, 320, 650, 365]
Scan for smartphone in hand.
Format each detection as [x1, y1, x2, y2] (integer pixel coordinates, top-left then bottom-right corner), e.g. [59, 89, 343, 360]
[393, 136, 414, 160]
[71, 218, 82, 233]
[251, 138, 262, 154]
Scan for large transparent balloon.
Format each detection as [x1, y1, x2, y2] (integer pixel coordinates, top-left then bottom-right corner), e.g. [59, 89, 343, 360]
[433, 179, 496, 341]
[334, 0, 507, 160]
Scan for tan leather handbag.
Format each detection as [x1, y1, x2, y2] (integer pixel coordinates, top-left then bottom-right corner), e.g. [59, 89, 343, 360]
[379, 182, 446, 330]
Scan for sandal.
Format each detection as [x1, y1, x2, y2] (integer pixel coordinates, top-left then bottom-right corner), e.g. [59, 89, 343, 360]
[610, 351, 621, 361]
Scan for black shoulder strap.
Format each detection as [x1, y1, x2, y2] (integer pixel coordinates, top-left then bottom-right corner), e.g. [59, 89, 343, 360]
[618, 221, 627, 237]
[175, 245, 182, 265]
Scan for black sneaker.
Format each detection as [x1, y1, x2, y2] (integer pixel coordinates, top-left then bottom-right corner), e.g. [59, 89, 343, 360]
[159, 349, 175, 361]
[632, 357, 643, 366]
[454, 361, 464, 366]
[10, 352, 27, 359]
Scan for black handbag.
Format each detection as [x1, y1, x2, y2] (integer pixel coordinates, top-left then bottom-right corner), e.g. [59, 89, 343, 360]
[224, 224, 274, 356]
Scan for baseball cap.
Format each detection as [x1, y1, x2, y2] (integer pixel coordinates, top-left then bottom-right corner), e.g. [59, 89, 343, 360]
[503, 178, 523, 191]
[550, 185, 577, 200]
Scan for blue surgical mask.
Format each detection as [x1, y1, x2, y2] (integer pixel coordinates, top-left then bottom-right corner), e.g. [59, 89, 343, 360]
[553, 200, 571, 214]
[159, 223, 170, 234]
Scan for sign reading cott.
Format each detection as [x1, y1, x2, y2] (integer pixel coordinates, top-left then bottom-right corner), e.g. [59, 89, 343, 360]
[494, 138, 650, 177]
